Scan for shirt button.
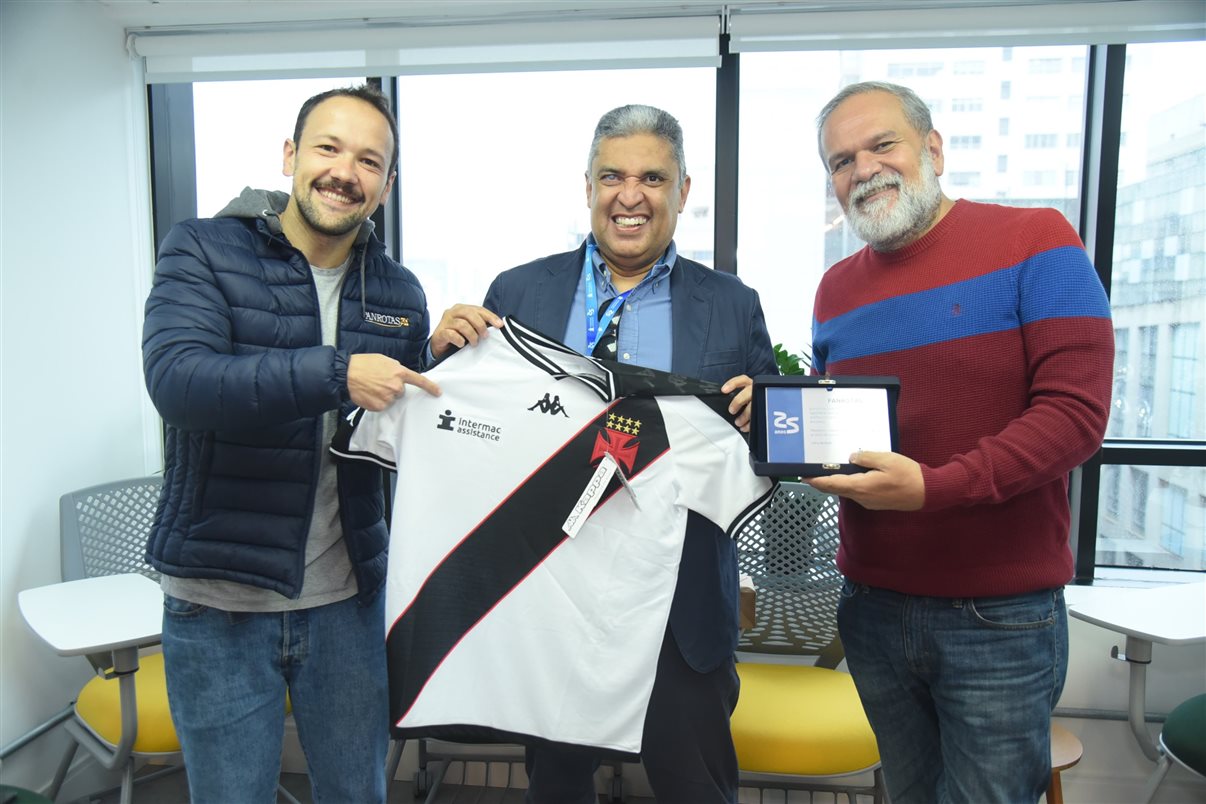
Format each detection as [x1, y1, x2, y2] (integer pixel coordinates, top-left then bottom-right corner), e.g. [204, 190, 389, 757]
[627, 303, 636, 311]
[623, 353, 631, 360]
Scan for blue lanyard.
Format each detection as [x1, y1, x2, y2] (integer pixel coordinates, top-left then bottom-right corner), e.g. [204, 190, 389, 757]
[583, 244, 632, 354]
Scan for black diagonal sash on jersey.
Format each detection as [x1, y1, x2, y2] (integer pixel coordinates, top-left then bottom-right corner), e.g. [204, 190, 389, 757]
[387, 395, 670, 732]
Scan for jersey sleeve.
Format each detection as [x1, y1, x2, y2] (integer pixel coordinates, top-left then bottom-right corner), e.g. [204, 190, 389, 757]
[657, 397, 776, 537]
[330, 404, 402, 469]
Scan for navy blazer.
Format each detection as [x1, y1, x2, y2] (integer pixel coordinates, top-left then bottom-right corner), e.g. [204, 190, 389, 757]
[483, 243, 777, 672]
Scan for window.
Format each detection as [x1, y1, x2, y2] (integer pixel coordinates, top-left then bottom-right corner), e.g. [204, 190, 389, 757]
[1138, 326, 1157, 437]
[1110, 328, 1129, 436]
[1159, 485, 1186, 557]
[1030, 57, 1062, 73]
[888, 62, 942, 77]
[1106, 465, 1122, 517]
[1169, 323, 1199, 438]
[1108, 40, 1205, 450]
[151, 21, 1204, 583]
[1130, 468, 1149, 533]
[395, 68, 715, 320]
[1099, 42, 1206, 572]
[1098, 466, 1204, 571]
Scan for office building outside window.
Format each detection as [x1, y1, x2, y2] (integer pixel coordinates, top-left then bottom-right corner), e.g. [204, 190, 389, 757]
[1169, 323, 1199, 439]
[1160, 485, 1187, 558]
[1097, 41, 1205, 573]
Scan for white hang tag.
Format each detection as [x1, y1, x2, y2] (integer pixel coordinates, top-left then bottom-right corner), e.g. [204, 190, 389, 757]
[563, 453, 618, 539]
[612, 458, 641, 510]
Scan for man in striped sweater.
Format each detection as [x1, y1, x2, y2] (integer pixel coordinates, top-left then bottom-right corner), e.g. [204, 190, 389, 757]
[806, 81, 1113, 803]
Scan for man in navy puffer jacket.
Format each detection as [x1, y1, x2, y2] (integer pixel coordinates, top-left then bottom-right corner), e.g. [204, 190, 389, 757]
[142, 84, 496, 804]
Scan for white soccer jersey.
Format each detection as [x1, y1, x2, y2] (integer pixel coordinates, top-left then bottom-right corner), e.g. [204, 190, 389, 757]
[332, 317, 775, 754]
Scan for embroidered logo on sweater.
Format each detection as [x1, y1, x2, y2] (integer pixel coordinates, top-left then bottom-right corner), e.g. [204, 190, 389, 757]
[364, 311, 410, 328]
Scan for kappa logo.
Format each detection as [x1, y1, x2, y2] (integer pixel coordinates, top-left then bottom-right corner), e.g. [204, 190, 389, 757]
[528, 393, 569, 417]
[363, 311, 410, 328]
[590, 412, 642, 473]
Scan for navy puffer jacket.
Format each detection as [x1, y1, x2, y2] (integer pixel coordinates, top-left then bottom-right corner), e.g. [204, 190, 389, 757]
[142, 188, 428, 602]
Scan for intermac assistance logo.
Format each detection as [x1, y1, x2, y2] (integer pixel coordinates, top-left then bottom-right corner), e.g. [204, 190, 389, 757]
[363, 311, 410, 328]
[435, 409, 503, 443]
[590, 412, 641, 473]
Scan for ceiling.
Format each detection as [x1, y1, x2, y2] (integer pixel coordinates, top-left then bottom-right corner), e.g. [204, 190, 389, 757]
[94, 0, 1081, 31]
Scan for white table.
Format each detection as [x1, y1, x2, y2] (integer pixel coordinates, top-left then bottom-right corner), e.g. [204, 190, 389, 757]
[1067, 580, 1206, 761]
[18, 572, 165, 804]
[18, 573, 163, 658]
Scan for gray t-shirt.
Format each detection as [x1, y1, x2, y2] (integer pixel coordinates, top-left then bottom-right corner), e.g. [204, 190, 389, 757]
[162, 256, 358, 611]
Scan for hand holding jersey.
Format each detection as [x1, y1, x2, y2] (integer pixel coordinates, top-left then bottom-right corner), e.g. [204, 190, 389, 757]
[720, 374, 757, 432]
[427, 305, 759, 424]
[429, 303, 503, 359]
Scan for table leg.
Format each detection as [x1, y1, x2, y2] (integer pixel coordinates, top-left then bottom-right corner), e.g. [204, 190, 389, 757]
[1113, 635, 1159, 761]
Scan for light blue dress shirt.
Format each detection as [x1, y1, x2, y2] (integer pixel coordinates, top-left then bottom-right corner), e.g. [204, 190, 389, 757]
[561, 235, 675, 372]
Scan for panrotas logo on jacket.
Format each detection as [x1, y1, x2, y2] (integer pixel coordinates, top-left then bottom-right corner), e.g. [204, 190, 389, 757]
[364, 311, 410, 328]
[591, 412, 642, 473]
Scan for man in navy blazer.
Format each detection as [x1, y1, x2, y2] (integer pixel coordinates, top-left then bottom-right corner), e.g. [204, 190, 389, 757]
[475, 104, 776, 804]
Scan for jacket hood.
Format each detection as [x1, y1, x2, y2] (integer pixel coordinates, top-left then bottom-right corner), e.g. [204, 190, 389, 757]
[217, 186, 376, 246]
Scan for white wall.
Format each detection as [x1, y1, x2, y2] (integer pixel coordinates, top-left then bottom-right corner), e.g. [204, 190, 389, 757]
[0, 1, 1201, 801]
[0, 0, 161, 792]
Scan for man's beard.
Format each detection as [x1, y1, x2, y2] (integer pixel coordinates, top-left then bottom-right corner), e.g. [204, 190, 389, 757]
[295, 180, 368, 237]
[844, 149, 943, 252]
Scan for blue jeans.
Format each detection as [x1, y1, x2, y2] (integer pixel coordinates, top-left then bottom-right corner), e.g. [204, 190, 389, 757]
[161, 592, 389, 804]
[837, 582, 1067, 804]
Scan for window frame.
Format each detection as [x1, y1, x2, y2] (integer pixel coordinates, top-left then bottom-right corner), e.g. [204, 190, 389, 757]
[146, 31, 1206, 584]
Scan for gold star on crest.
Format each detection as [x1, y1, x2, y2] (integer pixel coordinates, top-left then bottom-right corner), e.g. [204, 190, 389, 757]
[605, 413, 642, 435]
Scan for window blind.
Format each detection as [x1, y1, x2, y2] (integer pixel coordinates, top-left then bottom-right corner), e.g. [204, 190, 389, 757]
[728, 1, 1204, 52]
[130, 16, 721, 83]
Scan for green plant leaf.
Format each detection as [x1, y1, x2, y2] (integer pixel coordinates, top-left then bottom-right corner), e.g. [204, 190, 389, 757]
[773, 343, 808, 375]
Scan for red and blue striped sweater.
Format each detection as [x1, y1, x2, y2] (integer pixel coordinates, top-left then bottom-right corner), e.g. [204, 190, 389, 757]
[812, 200, 1114, 597]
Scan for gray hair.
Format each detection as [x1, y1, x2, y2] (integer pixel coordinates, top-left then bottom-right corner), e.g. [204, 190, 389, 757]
[587, 104, 687, 185]
[815, 81, 934, 165]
